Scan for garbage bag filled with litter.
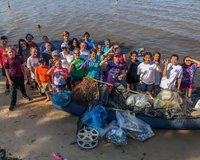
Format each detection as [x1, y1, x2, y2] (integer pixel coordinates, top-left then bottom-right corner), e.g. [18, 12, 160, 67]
[106, 128, 127, 145]
[116, 110, 155, 141]
[126, 94, 152, 108]
[51, 90, 71, 108]
[154, 90, 183, 108]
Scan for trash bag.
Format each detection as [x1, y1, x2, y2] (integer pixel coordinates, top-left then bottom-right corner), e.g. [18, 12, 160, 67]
[81, 105, 108, 129]
[51, 90, 71, 108]
[126, 94, 152, 108]
[106, 128, 127, 145]
[99, 121, 119, 138]
[110, 83, 129, 109]
[98, 84, 109, 105]
[116, 110, 155, 141]
[154, 90, 183, 109]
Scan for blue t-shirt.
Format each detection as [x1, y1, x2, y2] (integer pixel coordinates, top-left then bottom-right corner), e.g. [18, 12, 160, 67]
[40, 43, 56, 53]
[85, 40, 94, 51]
[81, 58, 100, 79]
[102, 46, 110, 53]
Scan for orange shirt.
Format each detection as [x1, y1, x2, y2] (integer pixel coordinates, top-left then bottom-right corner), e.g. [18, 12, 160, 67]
[35, 65, 51, 84]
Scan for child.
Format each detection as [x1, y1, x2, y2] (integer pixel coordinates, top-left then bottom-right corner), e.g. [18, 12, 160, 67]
[80, 42, 90, 60]
[152, 52, 164, 95]
[5, 46, 31, 111]
[100, 54, 126, 85]
[47, 60, 68, 92]
[102, 38, 111, 53]
[49, 50, 60, 67]
[81, 49, 101, 79]
[181, 56, 200, 100]
[126, 51, 140, 92]
[69, 48, 85, 84]
[27, 47, 39, 89]
[161, 54, 182, 91]
[137, 52, 162, 95]
[35, 58, 52, 102]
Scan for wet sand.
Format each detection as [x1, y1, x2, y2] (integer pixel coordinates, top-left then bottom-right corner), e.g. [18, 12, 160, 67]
[1, 75, 200, 160]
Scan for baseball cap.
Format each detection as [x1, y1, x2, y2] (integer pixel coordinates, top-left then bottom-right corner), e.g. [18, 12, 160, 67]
[114, 53, 120, 57]
[61, 43, 68, 49]
[104, 38, 111, 43]
[52, 50, 59, 56]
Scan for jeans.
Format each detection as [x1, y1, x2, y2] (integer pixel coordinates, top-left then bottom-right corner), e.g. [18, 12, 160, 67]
[10, 76, 27, 106]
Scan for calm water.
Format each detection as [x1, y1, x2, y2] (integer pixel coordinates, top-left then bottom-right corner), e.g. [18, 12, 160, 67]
[0, 0, 200, 58]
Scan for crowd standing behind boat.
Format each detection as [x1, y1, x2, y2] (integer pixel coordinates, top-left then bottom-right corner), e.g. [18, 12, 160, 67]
[0, 31, 200, 111]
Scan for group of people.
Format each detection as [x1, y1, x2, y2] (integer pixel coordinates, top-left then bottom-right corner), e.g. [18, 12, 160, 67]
[0, 31, 200, 111]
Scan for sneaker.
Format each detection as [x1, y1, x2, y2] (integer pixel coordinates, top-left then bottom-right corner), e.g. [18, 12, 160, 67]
[9, 105, 15, 111]
[23, 95, 31, 101]
[4, 89, 10, 95]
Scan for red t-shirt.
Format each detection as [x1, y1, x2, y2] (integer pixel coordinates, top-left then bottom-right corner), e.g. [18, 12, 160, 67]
[5, 55, 24, 77]
[0, 47, 18, 67]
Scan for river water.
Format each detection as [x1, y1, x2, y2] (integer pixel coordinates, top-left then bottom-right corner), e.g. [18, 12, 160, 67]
[0, 0, 200, 58]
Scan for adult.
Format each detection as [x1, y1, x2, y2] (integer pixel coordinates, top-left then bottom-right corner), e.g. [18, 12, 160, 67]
[40, 35, 56, 53]
[69, 48, 85, 84]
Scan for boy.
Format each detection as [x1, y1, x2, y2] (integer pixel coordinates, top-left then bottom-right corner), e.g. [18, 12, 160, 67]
[161, 54, 183, 91]
[5, 46, 31, 111]
[35, 58, 52, 102]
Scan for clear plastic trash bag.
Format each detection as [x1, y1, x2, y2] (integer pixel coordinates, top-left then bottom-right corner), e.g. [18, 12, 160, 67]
[126, 94, 152, 108]
[154, 90, 183, 108]
[106, 128, 127, 145]
[116, 110, 155, 141]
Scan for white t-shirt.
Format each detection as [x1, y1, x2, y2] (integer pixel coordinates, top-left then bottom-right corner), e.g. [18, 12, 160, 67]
[59, 52, 74, 69]
[27, 56, 39, 79]
[160, 63, 183, 90]
[137, 62, 157, 84]
[80, 50, 90, 60]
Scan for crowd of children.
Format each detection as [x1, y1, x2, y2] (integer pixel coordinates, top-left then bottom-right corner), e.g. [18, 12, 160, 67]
[0, 31, 200, 111]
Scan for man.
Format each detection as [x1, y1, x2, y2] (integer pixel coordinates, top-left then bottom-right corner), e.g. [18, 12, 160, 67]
[0, 36, 10, 95]
[5, 46, 31, 111]
[160, 54, 183, 91]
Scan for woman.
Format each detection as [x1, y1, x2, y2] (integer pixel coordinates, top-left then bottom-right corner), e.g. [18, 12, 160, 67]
[69, 48, 85, 85]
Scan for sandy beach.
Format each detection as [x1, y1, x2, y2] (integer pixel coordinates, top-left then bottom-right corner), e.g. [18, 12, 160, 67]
[1, 75, 200, 160]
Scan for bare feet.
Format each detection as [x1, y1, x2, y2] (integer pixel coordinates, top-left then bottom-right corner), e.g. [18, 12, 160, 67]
[44, 99, 50, 103]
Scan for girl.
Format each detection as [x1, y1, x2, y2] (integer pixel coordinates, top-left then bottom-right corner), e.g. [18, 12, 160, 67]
[126, 51, 140, 92]
[152, 52, 164, 95]
[81, 49, 101, 79]
[70, 38, 80, 51]
[181, 56, 200, 100]
[18, 39, 31, 84]
[47, 60, 68, 92]
[137, 52, 162, 95]
[60, 44, 74, 90]
[25, 33, 39, 49]
[27, 47, 39, 89]
[80, 42, 90, 60]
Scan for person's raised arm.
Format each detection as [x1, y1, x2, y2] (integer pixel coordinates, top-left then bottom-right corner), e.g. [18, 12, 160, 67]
[163, 59, 169, 77]
[99, 56, 110, 66]
[103, 46, 113, 57]
[187, 57, 200, 67]
[47, 66, 55, 75]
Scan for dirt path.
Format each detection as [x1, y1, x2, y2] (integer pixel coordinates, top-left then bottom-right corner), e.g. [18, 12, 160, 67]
[0, 75, 200, 160]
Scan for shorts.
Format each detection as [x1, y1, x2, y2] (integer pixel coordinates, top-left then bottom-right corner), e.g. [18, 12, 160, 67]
[55, 84, 67, 89]
[41, 83, 52, 93]
[139, 83, 154, 93]
[1, 68, 6, 77]
[181, 83, 193, 90]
